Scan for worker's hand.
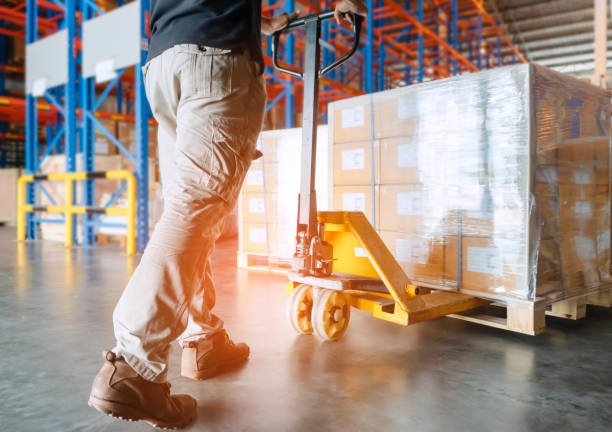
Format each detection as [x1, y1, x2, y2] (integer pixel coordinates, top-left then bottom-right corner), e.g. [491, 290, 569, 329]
[261, 12, 299, 36]
[334, 0, 368, 25]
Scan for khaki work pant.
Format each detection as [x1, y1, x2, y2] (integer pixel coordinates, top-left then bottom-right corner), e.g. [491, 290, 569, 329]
[112, 44, 266, 383]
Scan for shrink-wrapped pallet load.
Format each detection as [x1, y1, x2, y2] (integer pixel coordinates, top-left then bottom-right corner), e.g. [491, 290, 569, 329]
[238, 126, 329, 259]
[329, 63, 611, 303]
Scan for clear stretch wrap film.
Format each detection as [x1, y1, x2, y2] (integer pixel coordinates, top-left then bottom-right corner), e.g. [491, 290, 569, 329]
[239, 126, 329, 258]
[330, 63, 611, 302]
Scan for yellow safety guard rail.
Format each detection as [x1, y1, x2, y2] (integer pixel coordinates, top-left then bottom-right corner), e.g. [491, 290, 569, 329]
[17, 170, 137, 255]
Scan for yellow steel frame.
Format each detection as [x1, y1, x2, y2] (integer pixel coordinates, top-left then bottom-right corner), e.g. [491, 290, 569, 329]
[17, 170, 137, 255]
[287, 211, 489, 326]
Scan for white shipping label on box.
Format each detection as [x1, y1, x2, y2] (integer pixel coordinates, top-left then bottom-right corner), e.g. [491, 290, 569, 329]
[397, 143, 418, 168]
[354, 247, 368, 258]
[574, 201, 592, 219]
[342, 148, 365, 170]
[341, 105, 365, 128]
[397, 95, 412, 119]
[396, 238, 429, 265]
[574, 236, 596, 260]
[94, 139, 109, 154]
[246, 170, 264, 186]
[342, 193, 366, 212]
[573, 170, 592, 185]
[467, 246, 503, 276]
[597, 230, 610, 253]
[397, 192, 423, 216]
[249, 198, 265, 214]
[249, 227, 266, 244]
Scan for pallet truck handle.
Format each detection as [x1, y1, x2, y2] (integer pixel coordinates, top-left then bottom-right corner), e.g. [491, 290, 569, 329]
[272, 11, 363, 79]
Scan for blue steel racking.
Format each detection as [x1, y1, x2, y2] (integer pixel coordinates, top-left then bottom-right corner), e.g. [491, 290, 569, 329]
[14, 0, 524, 252]
[263, 0, 525, 128]
[21, 0, 151, 251]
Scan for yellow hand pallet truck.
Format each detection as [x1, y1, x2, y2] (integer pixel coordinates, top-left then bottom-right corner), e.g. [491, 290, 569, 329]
[272, 11, 488, 341]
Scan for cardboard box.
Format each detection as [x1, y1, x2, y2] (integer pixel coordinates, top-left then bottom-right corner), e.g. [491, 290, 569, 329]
[333, 185, 378, 226]
[239, 222, 268, 254]
[239, 222, 295, 256]
[444, 211, 498, 239]
[241, 193, 267, 223]
[595, 139, 609, 185]
[332, 103, 372, 143]
[242, 162, 278, 194]
[379, 184, 428, 232]
[240, 192, 297, 225]
[380, 231, 444, 283]
[117, 121, 157, 157]
[94, 118, 118, 155]
[536, 238, 561, 294]
[444, 236, 524, 297]
[596, 229, 611, 281]
[560, 232, 600, 294]
[379, 137, 420, 184]
[374, 95, 417, 139]
[535, 182, 560, 238]
[333, 141, 379, 185]
[558, 184, 598, 233]
[596, 192, 610, 233]
[0, 168, 20, 225]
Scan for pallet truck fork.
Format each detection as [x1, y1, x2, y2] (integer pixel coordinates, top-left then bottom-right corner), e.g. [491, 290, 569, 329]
[272, 11, 488, 341]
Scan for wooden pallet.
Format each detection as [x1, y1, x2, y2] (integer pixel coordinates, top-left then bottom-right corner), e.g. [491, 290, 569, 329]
[236, 251, 292, 274]
[448, 287, 612, 335]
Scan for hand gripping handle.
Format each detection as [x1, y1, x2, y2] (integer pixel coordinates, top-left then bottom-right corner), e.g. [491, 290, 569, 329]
[271, 11, 363, 79]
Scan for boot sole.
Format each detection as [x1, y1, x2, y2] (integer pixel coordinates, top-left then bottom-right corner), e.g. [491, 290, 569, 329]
[88, 394, 195, 430]
[181, 351, 250, 380]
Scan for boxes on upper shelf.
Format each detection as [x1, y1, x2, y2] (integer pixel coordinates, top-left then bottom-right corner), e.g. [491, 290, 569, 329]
[94, 118, 118, 155]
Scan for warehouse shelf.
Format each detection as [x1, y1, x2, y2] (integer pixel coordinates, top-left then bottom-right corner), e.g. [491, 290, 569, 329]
[263, 0, 526, 127]
[8, 0, 526, 253]
[15, 0, 152, 252]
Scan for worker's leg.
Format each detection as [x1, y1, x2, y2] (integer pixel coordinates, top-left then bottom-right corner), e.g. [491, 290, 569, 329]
[156, 96, 224, 343]
[111, 45, 265, 383]
[179, 257, 224, 344]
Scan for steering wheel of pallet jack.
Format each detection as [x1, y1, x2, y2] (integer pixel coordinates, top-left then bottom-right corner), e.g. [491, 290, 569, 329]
[287, 284, 314, 334]
[312, 289, 351, 341]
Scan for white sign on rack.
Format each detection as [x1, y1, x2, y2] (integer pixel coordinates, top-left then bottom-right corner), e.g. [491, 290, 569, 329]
[25, 30, 69, 95]
[82, 1, 142, 82]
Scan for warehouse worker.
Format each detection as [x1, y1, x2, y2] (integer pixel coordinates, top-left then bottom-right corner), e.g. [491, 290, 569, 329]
[88, 0, 368, 429]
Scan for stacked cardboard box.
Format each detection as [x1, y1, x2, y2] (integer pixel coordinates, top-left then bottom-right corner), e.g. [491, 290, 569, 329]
[0, 168, 21, 226]
[94, 118, 119, 155]
[238, 126, 329, 257]
[329, 64, 611, 302]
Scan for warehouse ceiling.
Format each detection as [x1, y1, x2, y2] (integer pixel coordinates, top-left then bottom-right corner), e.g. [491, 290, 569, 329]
[486, 0, 609, 80]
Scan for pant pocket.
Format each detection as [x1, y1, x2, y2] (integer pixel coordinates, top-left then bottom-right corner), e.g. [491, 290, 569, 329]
[185, 53, 234, 99]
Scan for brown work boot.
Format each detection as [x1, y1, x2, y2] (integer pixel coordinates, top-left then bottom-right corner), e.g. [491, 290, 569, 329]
[88, 350, 197, 429]
[181, 330, 250, 380]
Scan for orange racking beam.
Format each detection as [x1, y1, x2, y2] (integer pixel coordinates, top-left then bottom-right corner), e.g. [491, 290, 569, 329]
[383, 0, 478, 72]
[465, 0, 526, 63]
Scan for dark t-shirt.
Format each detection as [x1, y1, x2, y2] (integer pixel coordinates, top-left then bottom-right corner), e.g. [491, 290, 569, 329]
[147, 0, 263, 67]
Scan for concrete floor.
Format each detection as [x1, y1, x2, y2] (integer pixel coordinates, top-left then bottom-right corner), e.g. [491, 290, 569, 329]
[1, 226, 611, 432]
